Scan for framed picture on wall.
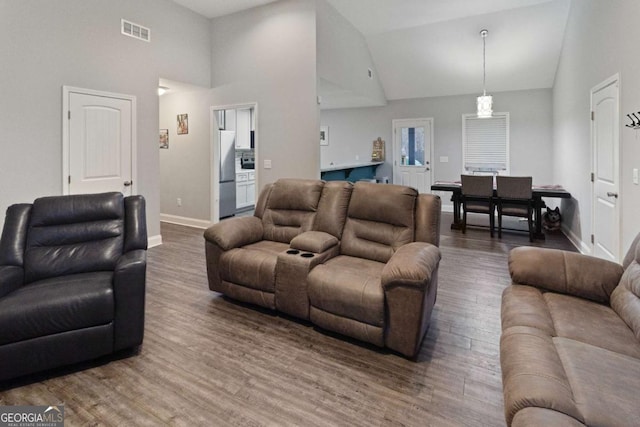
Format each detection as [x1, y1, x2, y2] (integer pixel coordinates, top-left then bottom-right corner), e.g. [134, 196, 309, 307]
[177, 114, 189, 135]
[320, 125, 329, 146]
[159, 129, 169, 149]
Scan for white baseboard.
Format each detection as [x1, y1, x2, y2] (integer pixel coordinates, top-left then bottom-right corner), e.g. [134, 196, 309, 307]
[562, 225, 591, 255]
[148, 234, 162, 248]
[160, 213, 212, 230]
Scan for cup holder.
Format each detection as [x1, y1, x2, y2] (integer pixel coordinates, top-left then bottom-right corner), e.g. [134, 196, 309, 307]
[300, 252, 314, 258]
[286, 249, 300, 255]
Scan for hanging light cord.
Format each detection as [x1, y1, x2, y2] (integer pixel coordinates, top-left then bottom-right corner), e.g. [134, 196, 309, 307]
[482, 30, 487, 96]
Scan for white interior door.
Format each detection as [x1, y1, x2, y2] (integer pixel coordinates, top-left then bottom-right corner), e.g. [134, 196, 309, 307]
[591, 75, 620, 261]
[392, 118, 433, 192]
[64, 87, 135, 196]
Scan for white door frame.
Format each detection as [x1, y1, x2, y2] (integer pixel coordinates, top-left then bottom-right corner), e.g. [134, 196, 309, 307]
[590, 73, 620, 259]
[62, 86, 137, 195]
[210, 102, 258, 223]
[392, 117, 434, 187]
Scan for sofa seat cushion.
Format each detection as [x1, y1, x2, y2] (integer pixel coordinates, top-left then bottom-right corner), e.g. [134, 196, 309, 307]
[308, 255, 385, 327]
[219, 241, 289, 292]
[544, 292, 640, 359]
[555, 337, 640, 426]
[502, 285, 640, 359]
[0, 272, 114, 345]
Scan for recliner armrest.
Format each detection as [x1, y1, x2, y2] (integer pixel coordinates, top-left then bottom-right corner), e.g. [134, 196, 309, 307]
[203, 216, 263, 251]
[0, 265, 24, 298]
[382, 242, 441, 291]
[113, 249, 147, 350]
[509, 246, 624, 304]
[290, 231, 338, 253]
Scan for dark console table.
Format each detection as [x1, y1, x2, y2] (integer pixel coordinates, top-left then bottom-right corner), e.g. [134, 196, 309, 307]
[431, 181, 571, 240]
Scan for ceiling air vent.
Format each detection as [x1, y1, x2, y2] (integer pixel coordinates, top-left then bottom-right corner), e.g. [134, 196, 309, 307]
[121, 19, 150, 42]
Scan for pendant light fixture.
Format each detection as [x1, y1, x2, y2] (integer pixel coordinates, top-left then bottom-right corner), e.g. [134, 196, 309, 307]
[477, 29, 493, 118]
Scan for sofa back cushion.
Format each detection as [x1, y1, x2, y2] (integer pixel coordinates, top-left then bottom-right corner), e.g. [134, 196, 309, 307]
[341, 182, 417, 263]
[415, 194, 441, 247]
[611, 232, 640, 342]
[313, 181, 353, 239]
[24, 192, 125, 284]
[262, 179, 324, 243]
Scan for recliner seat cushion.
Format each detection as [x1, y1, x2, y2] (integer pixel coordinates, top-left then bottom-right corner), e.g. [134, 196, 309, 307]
[219, 241, 289, 292]
[502, 285, 640, 359]
[0, 272, 114, 345]
[308, 255, 385, 326]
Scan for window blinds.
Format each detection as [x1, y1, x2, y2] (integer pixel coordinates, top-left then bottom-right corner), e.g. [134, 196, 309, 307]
[463, 113, 509, 172]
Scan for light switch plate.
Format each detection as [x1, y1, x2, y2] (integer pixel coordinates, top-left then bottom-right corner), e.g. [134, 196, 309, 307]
[633, 168, 638, 185]
[264, 159, 272, 169]
[440, 156, 449, 163]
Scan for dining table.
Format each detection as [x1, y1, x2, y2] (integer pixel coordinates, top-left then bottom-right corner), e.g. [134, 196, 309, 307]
[431, 181, 572, 240]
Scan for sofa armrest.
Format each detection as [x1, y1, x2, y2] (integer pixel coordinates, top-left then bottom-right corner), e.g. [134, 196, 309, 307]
[509, 247, 624, 304]
[203, 216, 263, 251]
[382, 242, 441, 358]
[0, 265, 24, 298]
[382, 242, 441, 291]
[290, 231, 338, 253]
[113, 249, 147, 351]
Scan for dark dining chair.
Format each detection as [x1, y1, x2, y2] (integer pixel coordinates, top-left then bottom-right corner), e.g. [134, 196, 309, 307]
[496, 176, 534, 242]
[461, 175, 495, 237]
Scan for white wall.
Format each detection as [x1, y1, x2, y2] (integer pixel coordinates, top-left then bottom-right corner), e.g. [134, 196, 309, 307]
[209, 0, 319, 190]
[159, 89, 212, 222]
[321, 88, 553, 206]
[0, 0, 211, 240]
[316, 0, 386, 109]
[553, 0, 640, 254]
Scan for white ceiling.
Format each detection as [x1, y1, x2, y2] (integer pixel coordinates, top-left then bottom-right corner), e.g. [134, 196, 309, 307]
[170, 0, 571, 103]
[171, 0, 278, 19]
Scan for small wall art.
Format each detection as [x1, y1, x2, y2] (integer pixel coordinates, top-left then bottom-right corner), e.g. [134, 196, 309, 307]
[177, 114, 189, 135]
[159, 129, 169, 149]
[320, 125, 329, 146]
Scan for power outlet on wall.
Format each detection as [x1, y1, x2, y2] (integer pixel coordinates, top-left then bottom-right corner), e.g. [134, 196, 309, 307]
[177, 198, 182, 207]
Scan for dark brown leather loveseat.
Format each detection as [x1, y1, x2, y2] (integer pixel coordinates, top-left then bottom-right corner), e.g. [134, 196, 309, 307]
[500, 234, 640, 426]
[204, 178, 441, 358]
[0, 192, 147, 381]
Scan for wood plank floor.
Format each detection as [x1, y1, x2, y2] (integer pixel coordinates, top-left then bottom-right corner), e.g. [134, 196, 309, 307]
[0, 212, 576, 426]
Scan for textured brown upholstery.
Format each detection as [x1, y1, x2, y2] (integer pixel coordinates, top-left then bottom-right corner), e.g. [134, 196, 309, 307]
[204, 179, 324, 309]
[307, 182, 441, 357]
[500, 233, 640, 426]
[204, 179, 442, 358]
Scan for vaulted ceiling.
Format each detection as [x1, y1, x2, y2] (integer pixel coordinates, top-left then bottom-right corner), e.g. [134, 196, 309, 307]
[171, 0, 571, 102]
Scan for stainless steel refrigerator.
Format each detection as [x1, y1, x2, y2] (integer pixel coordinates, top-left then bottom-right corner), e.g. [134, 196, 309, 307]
[219, 130, 236, 218]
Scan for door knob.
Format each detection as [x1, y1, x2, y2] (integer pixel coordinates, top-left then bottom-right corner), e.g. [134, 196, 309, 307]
[425, 167, 430, 171]
[124, 181, 132, 187]
[606, 191, 618, 198]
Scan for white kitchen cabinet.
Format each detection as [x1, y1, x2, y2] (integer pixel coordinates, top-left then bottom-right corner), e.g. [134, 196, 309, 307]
[235, 109, 251, 150]
[235, 171, 255, 209]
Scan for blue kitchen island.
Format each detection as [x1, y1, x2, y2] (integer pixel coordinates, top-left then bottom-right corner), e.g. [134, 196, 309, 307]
[320, 161, 384, 182]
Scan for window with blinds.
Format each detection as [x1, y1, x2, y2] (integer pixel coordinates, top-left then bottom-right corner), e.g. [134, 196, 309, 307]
[462, 113, 509, 174]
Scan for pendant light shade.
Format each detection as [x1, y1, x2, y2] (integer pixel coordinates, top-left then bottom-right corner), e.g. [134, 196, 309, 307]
[477, 29, 493, 118]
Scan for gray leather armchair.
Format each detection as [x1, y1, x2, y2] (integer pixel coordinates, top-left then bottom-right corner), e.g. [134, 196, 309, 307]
[0, 192, 147, 381]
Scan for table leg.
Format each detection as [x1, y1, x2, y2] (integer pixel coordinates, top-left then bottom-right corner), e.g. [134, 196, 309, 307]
[533, 196, 546, 240]
[451, 190, 462, 230]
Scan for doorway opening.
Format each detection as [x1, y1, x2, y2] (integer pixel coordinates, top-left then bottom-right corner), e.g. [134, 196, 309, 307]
[392, 118, 434, 193]
[210, 103, 258, 223]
